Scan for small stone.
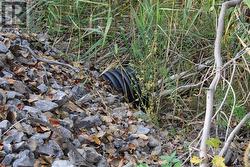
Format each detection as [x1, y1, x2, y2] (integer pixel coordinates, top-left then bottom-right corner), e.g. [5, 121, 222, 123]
[13, 141, 28, 151]
[58, 126, 72, 139]
[2, 70, 13, 78]
[70, 85, 86, 101]
[78, 147, 102, 163]
[3, 135, 14, 144]
[52, 160, 74, 167]
[105, 96, 117, 105]
[77, 93, 93, 104]
[34, 100, 58, 112]
[0, 120, 11, 131]
[97, 157, 109, 167]
[151, 145, 161, 156]
[114, 139, 126, 149]
[0, 89, 6, 104]
[13, 150, 35, 167]
[3, 143, 12, 153]
[27, 139, 38, 151]
[37, 140, 63, 158]
[51, 82, 63, 90]
[112, 107, 128, 119]
[0, 78, 9, 89]
[72, 139, 81, 148]
[52, 90, 68, 106]
[37, 83, 48, 94]
[0, 42, 9, 53]
[31, 131, 51, 141]
[13, 80, 31, 95]
[6, 91, 24, 99]
[21, 123, 34, 135]
[23, 106, 41, 114]
[1, 154, 15, 165]
[9, 130, 25, 143]
[6, 51, 14, 60]
[74, 115, 102, 129]
[136, 125, 150, 135]
[148, 136, 160, 148]
[27, 69, 37, 80]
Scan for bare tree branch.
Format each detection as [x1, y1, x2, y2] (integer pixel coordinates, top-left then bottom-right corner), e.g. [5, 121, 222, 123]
[219, 112, 250, 157]
[199, 0, 243, 166]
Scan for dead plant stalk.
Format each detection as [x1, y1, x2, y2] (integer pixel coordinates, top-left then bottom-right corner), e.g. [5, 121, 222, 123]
[199, 0, 243, 166]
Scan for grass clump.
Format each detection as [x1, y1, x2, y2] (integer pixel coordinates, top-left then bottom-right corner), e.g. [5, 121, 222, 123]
[29, 0, 250, 125]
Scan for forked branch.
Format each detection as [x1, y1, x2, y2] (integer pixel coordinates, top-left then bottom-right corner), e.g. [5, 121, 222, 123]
[199, 0, 243, 166]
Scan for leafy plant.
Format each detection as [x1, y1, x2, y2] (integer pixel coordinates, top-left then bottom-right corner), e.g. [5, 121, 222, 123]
[160, 151, 182, 167]
[136, 163, 149, 167]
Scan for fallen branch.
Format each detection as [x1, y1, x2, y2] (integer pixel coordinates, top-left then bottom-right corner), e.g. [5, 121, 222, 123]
[199, 0, 243, 166]
[22, 45, 80, 72]
[219, 112, 250, 157]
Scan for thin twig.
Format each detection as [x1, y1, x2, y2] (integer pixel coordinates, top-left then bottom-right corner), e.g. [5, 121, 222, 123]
[22, 45, 80, 72]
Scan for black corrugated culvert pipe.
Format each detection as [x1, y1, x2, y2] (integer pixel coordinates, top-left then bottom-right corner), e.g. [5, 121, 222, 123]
[101, 67, 148, 111]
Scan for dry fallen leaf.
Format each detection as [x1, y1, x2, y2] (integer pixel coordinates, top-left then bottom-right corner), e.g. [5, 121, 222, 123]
[49, 118, 60, 127]
[91, 135, 101, 145]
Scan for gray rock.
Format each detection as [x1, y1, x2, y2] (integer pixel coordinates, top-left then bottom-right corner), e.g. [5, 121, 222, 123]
[74, 115, 102, 129]
[97, 157, 109, 167]
[114, 139, 126, 149]
[37, 140, 63, 158]
[27, 69, 37, 80]
[51, 82, 63, 90]
[7, 98, 23, 106]
[72, 139, 81, 148]
[1, 153, 15, 165]
[0, 120, 11, 131]
[0, 78, 9, 89]
[31, 131, 51, 141]
[34, 100, 58, 112]
[58, 126, 72, 139]
[23, 106, 41, 114]
[122, 162, 133, 167]
[3, 143, 12, 153]
[2, 70, 13, 78]
[148, 136, 160, 148]
[6, 51, 14, 60]
[27, 139, 39, 151]
[105, 96, 117, 105]
[77, 93, 93, 104]
[13, 80, 31, 95]
[13, 141, 28, 151]
[21, 123, 34, 135]
[13, 150, 35, 167]
[9, 130, 25, 143]
[37, 83, 48, 93]
[151, 145, 162, 156]
[136, 125, 150, 135]
[0, 89, 6, 104]
[6, 91, 24, 99]
[52, 160, 74, 167]
[3, 135, 14, 144]
[112, 107, 128, 119]
[22, 106, 48, 122]
[77, 147, 102, 163]
[0, 43, 9, 53]
[71, 85, 87, 101]
[52, 90, 68, 106]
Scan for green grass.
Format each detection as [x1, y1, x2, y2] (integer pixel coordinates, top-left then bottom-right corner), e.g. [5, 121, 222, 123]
[29, 0, 250, 124]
